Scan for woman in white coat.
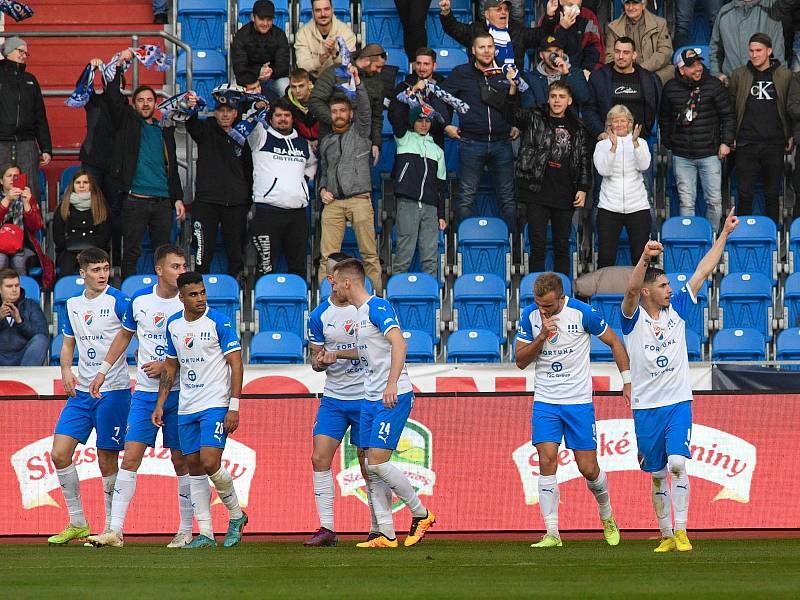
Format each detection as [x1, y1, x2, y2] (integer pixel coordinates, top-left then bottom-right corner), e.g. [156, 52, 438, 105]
[593, 104, 651, 268]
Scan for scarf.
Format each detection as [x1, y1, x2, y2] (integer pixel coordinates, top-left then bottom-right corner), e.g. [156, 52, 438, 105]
[69, 191, 92, 212]
[424, 80, 469, 114]
[487, 23, 514, 66]
[502, 63, 529, 93]
[396, 89, 445, 124]
[229, 105, 270, 146]
[0, 0, 33, 22]
[334, 36, 357, 101]
[681, 85, 701, 126]
[1, 192, 23, 227]
[212, 83, 247, 108]
[158, 91, 207, 125]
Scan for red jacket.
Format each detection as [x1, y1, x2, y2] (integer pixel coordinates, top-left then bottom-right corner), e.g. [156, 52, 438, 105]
[0, 198, 55, 290]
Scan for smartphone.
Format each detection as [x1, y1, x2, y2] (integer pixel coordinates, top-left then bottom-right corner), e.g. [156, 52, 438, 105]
[12, 173, 27, 189]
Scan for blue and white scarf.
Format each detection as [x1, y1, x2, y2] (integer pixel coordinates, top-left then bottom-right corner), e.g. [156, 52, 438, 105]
[0, 0, 34, 22]
[334, 36, 357, 101]
[228, 105, 270, 146]
[158, 92, 207, 125]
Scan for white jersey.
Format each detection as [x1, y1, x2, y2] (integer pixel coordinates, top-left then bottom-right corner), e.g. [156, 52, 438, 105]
[516, 297, 608, 405]
[622, 287, 695, 410]
[308, 298, 366, 401]
[121, 284, 183, 392]
[355, 296, 413, 402]
[165, 307, 241, 415]
[63, 286, 131, 392]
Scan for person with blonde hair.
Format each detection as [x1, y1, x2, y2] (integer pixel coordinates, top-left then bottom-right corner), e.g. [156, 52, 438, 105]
[593, 104, 651, 268]
[53, 170, 111, 275]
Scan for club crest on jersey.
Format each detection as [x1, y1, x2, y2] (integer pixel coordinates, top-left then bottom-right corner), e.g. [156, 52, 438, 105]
[153, 312, 166, 329]
[651, 323, 665, 341]
[546, 328, 559, 344]
[83, 310, 94, 325]
[184, 333, 194, 349]
[344, 320, 357, 336]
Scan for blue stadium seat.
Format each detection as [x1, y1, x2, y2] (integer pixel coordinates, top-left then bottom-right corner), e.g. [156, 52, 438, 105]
[53, 275, 85, 333]
[724, 216, 778, 282]
[50, 334, 78, 366]
[591, 293, 625, 331]
[57, 165, 81, 200]
[299, 0, 350, 25]
[590, 329, 621, 362]
[386, 47, 410, 81]
[319, 276, 373, 303]
[403, 329, 436, 363]
[776, 327, 800, 368]
[789, 218, 800, 273]
[254, 274, 308, 340]
[239, 0, 291, 31]
[177, 50, 227, 101]
[711, 328, 766, 361]
[523, 223, 578, 277]
[202, 274, 241, 326]
[474, 173, 501, 218]
[447, 329, 502, 363]
[444, 138, 459, 173]
[452, 273, 508, 342]
[667, 273, 710, 342]
[127, 335, 139, 366]
[19, 275, 40, 304]
[718, 272, 774, 341]
[434, 47, 469, 76]
[518, 272, 572, 310]
[387, 272, 441, 344]
[249, 331, 305, 364]
[685, 328, 703, 361]
[362, 0, 404, 49]
[38, 169, 48, 206]
[178, 0, 227, 52]
[457, 217, 510, 283]
[661, 216, 713, 275]
[121, 274, 157, 298]
[783, 273, 800, 329]
[427, 0, 473, 48]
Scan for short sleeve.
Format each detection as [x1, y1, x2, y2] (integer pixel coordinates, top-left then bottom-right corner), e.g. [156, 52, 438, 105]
[670, 286, 697, 322]
[214, 312, 242, 355]
[165, 315, 179, 358]
[580, 303, 608, 337]
[308, 307, 325, 345]
[62, 300, 75, 337]
[621, 305, 640, 335]
[110, 289, 130, 323]
[367, 298, 400, 335]
[515, 305, 536, 344]
[121, 297, 137, 332]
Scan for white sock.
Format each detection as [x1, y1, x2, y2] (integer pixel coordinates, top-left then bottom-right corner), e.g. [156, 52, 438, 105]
[209, 467, 244, 520]
[108, 469, 135, 535]
[651, 468, 673, 537]
[586, 470, 613, 521]
[56, 464, 87, 527]
[538, 474, 560, 537]
[190, 475, 214, 539]
[102, 472, 118, 533]
[177, 475, 193, 534]
[313, 470, 335, 531]
[365, 460, 395, 539]
[669, 455, 690, 532]
[370, 461, 427, 518]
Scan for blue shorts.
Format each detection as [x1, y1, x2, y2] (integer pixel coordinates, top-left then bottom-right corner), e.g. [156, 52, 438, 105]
[633, 401, 693, 472]
[360, 392, 414, 450]
[125, 390, 181, 449]
[532, 401, 597, 451]
[55, 389, 131, 451]
[313, 396, 364, 447]
[178, 407, 229, 456]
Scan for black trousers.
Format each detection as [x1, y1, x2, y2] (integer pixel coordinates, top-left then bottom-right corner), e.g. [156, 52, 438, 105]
[56, 251, 80, 276]
[394, 0, 429, 64]
[191, 200, 249, 277]
[735, 143, 784, 224]
[249, 204, 308, 279]
[121, 195, 173, 279]
[526, 202, 574, 276]
[596, 207, 651, 269]
[82, 163, 124, 265]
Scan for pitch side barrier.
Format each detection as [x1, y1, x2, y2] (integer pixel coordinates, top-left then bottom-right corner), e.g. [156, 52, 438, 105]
[0, 389, 797, 536]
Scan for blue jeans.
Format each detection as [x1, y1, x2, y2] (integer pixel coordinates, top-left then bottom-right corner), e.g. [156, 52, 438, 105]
[0, 333, 49, 366]
[152, 0, 168, 15]
[674, 0, 723, 49]
[458, 137, 516, 232]
[673, 154, 723, 232]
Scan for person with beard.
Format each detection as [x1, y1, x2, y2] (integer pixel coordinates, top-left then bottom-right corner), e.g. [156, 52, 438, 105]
[294, 0, 356, 80]
[285, 68, 319, 145]
[523, 35, 590, 108]
[106, 48, 184, 279]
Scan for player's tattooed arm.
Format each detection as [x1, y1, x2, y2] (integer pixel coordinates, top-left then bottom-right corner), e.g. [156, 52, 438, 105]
[623, 240, 663, 317]
[335, 348, 360, 360]
[152, 357, 178, 427]
[515, 335, 546, 370]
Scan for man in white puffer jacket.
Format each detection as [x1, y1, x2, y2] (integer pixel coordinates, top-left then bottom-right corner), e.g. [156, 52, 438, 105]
[593, 103, 651, 268]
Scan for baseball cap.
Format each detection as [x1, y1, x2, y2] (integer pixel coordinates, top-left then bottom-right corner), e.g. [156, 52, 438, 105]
[675, 48, 704, 68]
[484, 0, 512, 9]
[623, 0, 644, 4]
[252, 0, 275, 18]
[539, 35, 564, 52]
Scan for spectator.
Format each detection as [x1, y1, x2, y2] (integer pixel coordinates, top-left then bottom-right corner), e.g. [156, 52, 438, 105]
[105, 51, 185, 280]
[232, 0, 291, 97]
[441, 32, 520, 232]
[391, 108, 447, 276]
[584, 37, 660, 141]
[545, 0, 605, 77]
[294, 0, 357, 80]
[660, 48, 734, 232]
[184, 94, 253, 278]
[606, 0, 674, 85]
[593, 105, 651, 268]
[0, 37, 52, 202]
[248, 98, 317, 278]
[439, 0, 561, 70]
[710, 0, 787, 82]
[309, 43, 387, 157]
[0, 164, 53, 288]
[285, 68, 320, 144]
[513, 79, 592, 275]
[317, 71, 382, 293]
[675, 0, 723, 50]
[52, 171, 112, 276]
[0, 268, 48, 367]
[152, 0, 168, 24]
[522, 35, 590, 108]
[395, 0, 433, 65]
[786, 69, 800, 219]
[730, 33, 792, 223]
[478, 0, 526, 24]
[389, 47, 452, 149]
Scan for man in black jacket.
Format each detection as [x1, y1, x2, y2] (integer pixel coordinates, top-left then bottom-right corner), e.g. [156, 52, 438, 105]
[0, 268, 48, 366]
[0, 37, 52, 201]
[232, 0, 291, 97]
[660, 48, 734, 232]
[185, 95, 253, 278]
[106, 49, 185, 279]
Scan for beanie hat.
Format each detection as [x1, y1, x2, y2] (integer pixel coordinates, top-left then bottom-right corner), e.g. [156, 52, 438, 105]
[2, 36, 27, 57]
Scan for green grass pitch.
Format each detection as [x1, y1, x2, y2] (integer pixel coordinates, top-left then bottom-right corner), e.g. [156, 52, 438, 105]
[1, 538, 798, 598]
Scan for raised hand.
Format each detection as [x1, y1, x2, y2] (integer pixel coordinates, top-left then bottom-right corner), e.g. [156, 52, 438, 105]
[631, 123, 642, 145]
[439, 0, 451, 15]
[641, 239, 663, 260]
[721, 206, 739, 235]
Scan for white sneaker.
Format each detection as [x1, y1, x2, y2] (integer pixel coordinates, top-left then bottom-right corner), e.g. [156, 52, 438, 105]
[166, 532, 194, 548]
[85, 530, 124, 548]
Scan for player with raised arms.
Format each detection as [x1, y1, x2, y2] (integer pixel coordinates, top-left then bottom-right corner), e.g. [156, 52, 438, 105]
[152, 271, 246, 548]
[329, 258, 436, 548]
[86, 244, 194, 548]
[516, 272, 629, 548]
[621, 208, 739, 553]
[304, 252, 392, 547]
[48, 247, 132, 545]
